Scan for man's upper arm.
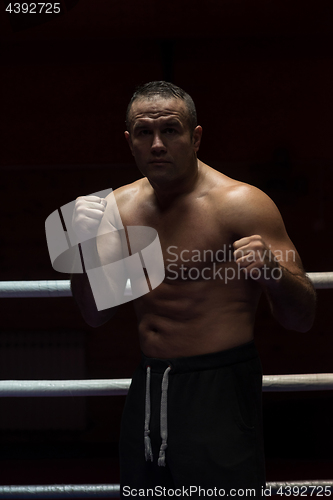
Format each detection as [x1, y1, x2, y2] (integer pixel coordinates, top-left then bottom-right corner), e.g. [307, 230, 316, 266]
[93, 190, 129, 300]
[229, 184, 304, 276]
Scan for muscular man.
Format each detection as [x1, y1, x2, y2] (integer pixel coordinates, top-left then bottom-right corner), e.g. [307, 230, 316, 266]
[71, 81, 316, 498]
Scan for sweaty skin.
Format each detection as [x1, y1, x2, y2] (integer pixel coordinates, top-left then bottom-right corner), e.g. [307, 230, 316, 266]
[97, 96, 314, 358]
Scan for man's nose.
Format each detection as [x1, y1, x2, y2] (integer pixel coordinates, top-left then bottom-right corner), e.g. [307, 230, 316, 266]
[151, 132, 166, 153]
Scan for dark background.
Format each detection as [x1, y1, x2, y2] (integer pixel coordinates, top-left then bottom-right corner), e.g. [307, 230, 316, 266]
[1, 0, 333, 491]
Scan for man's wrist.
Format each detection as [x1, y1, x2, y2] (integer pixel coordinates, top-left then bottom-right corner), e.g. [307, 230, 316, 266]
[79, 238, 101, 272]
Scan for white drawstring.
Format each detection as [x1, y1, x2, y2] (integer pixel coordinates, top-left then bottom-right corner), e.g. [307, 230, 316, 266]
[158, 366, 171, 466]
[144, 366, 153, 461]
[144, 365, 171, 466]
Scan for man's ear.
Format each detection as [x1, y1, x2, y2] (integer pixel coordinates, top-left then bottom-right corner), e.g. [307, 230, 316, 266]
[192, 126, 202, 153]
[124, 131, 134, 156]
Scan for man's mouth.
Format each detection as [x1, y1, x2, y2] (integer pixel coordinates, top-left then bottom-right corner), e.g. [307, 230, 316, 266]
[149, 160, 170, 164]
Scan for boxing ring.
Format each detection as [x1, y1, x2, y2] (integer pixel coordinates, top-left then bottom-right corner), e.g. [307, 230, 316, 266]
[0, 272, 332, 497]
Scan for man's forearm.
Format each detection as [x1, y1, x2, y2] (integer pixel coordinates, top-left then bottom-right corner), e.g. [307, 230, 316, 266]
[263, 265, 316, 332]
[70, 242, 119, 327]
[70, 271, 118, 327]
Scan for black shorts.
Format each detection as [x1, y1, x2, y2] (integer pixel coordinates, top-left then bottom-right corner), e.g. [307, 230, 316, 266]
[120, 341, 266, 499]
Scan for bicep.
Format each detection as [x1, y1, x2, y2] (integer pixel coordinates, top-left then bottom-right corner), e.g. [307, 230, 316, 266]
[232, 186, 304, 275]
[97, 190, 129, 267]
[95, 209, 129, 299]
[97, 218, 127, 267]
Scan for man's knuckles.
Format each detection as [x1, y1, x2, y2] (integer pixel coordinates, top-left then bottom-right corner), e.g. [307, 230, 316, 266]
[72, 197, 106, 239]
[74, 201, 106, 221]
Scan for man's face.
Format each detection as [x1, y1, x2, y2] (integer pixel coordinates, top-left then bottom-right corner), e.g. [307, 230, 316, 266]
[125, 96, 202, 185]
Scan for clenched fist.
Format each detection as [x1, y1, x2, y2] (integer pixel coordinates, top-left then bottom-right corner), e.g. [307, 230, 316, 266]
[233, 235, 282, 283]
[72, 196, 107, 243]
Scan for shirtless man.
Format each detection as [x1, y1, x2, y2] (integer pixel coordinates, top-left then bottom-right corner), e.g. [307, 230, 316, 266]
[71, 81, 316, 498]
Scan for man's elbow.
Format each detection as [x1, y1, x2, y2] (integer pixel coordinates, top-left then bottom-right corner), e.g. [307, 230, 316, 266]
[282, 313, 315, 333]
[291, 321, 314, 333]
[82, 307, 118, 328]
[296, 295, 317, 332]
[84, 316, 106, 328]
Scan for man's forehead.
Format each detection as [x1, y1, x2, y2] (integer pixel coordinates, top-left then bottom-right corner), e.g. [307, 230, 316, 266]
[129, 96, 188, 124]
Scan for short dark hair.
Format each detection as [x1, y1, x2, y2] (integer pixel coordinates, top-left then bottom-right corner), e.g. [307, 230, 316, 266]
[126, 81, 197, 133]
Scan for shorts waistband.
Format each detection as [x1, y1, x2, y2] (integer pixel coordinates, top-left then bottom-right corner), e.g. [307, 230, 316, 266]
[141, 340, 258, 374]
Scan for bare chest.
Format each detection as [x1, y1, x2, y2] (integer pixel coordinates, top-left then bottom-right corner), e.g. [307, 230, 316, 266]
[119, 196, 236, 280]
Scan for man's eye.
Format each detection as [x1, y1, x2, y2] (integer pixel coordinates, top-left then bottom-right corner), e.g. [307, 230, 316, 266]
[139, 130, 151, 135]
[164, 128, 176, 134]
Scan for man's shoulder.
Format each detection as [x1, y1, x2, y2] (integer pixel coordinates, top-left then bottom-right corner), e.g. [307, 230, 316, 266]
[205, 166, 282, 227]
[205, 167, 271, 209]
[107, 178, 147, 207]
[208, 167, 274, 207]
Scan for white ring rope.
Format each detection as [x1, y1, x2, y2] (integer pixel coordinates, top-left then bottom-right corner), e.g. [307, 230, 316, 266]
[0, 373, 333, 397]
[262, 373, 333, 392]
[306, 272, 333, 289]
[0, 272, 332, 298]
[0, 379, 131, 397]
[0, 484, 120, 498]
[0, 280, 72, 298]
[0, 482, 332, 498]
[0, 280, 133, 298]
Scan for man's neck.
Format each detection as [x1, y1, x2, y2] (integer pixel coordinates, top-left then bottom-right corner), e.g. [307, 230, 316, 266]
[148, 160, 203, 209]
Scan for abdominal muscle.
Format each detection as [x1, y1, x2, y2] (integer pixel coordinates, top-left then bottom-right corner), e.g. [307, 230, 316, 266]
[133, 275, 261, 359]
